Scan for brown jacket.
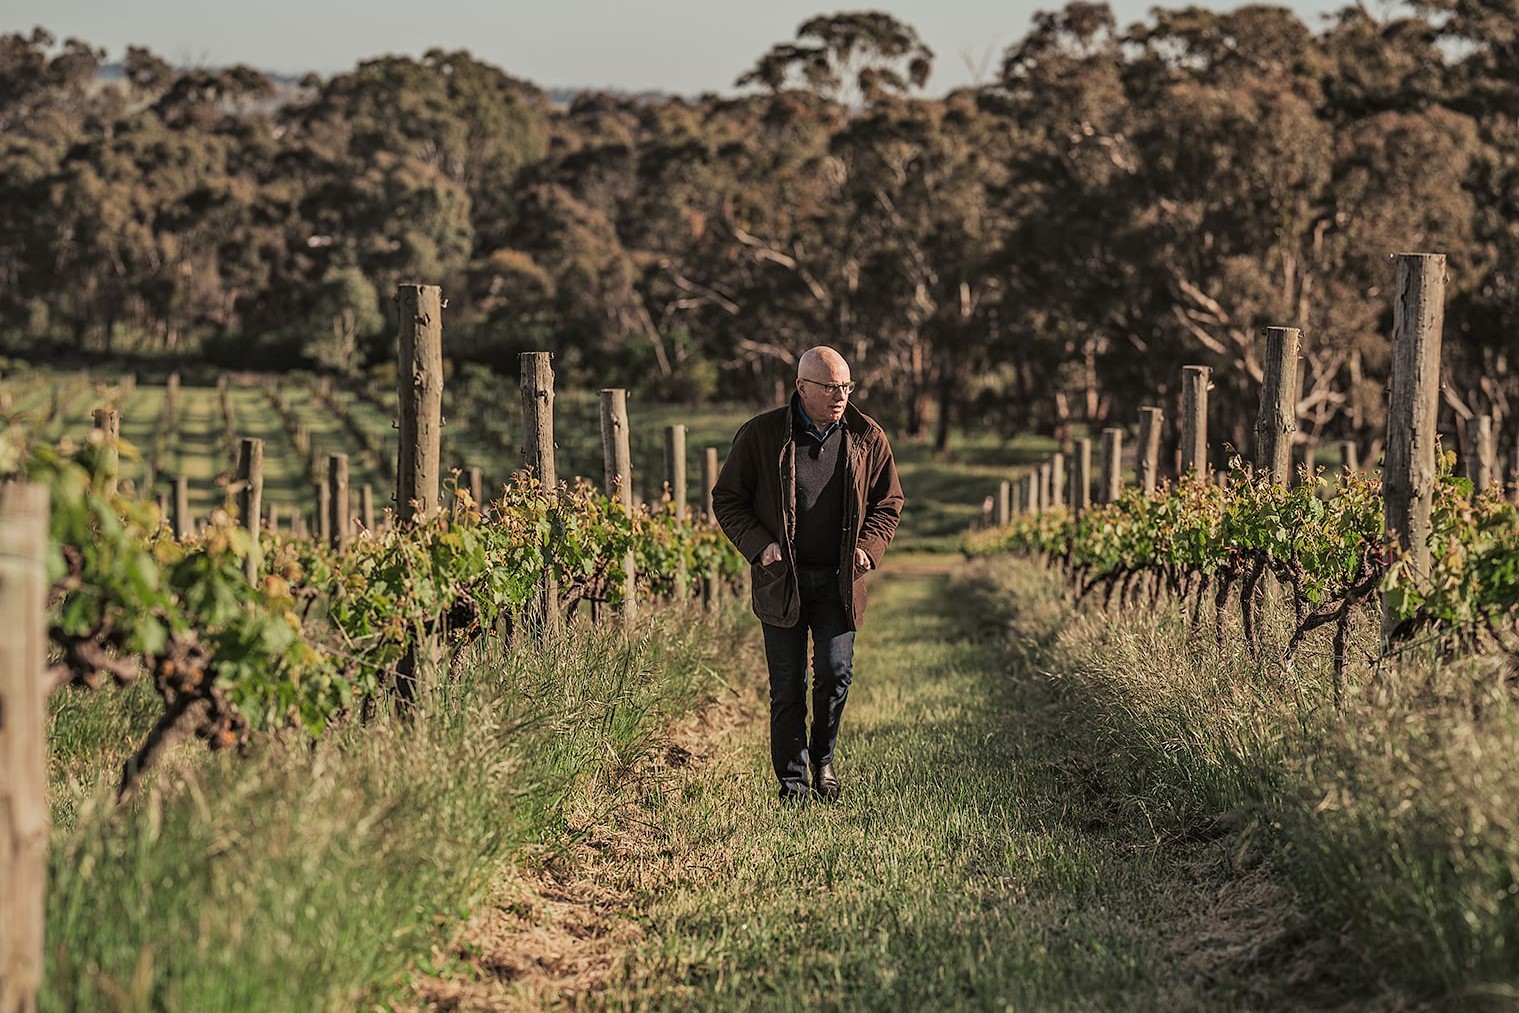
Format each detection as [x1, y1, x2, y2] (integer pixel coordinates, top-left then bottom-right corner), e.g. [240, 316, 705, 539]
[712, 398, 904, 629]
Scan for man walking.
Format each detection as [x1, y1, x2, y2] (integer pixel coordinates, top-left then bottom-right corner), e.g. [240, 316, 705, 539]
[712, 346, 904, 803]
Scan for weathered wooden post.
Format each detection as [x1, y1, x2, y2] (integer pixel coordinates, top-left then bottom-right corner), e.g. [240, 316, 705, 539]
[327, 453, 351, 549]
[1070, 437, 1092, 512]
[996, 480, 1011, 526]
[267, 501, 280, 535]
[396, 284, 443, 523]
[1136, 407, 1163, 494]
[1049, 452, 1065, 509]
[520, 351, 558, 626]
[1036, 462, 1052, 513]
[173, 476, 191, 540]
[664, 425, 688, 514]
[701, 446, 721, 610]
[316, 480, 332, 545]
[1181, 365, 1211, 481]
[1466, 414, 1494, 494]
[600, 389, 636, 628]
[1383, 253, 1446, 640]
[1256, 327, 1300, 485]
[236, 438, 264, 582]
[0, 482, 48, 1013]
[92, 407, 120, 498]
[1100, 427, 1123, 504]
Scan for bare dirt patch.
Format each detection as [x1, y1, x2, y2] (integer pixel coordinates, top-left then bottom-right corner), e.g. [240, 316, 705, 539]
[402, 686, 759, 1011]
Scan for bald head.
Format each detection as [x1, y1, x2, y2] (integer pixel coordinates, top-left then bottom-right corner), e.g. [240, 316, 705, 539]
[794, 345, 853, 424]
[797, 346, 849, 381]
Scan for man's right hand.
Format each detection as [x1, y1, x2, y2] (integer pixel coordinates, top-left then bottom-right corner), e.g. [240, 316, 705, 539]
[759, 542, 782, 566]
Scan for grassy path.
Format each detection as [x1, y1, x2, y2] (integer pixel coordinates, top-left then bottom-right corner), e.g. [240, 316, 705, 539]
[444, 557, 1324, 1011]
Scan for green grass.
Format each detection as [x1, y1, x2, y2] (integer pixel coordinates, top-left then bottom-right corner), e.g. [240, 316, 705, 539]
[576, 556, 1328, 1010]
[967, 554, 1519, 1007]
[43, 599, 754, 1011]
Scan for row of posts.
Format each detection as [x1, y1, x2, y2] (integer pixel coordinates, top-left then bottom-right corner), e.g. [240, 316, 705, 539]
[1, 282, 738, 1009]
[987, 253, 1455, 641]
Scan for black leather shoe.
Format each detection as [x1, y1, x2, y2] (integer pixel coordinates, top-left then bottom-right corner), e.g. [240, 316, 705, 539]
[811, 762, 840, 802]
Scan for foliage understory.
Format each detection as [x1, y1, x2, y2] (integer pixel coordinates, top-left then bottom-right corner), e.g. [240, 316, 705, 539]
[42, 597, 755, 1012]
[969, 554, 1519, 1006]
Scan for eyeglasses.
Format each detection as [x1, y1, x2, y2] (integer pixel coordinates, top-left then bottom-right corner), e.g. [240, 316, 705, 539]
[798, 378, 856, 397]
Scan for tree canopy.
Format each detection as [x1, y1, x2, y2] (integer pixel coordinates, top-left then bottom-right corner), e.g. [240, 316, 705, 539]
[3, 5, 1518, 459]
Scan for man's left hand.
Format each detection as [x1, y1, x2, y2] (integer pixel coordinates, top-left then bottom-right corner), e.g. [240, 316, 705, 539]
[854, 547, 873, 571]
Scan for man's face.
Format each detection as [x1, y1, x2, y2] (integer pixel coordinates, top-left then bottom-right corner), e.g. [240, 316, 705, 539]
[795, 361, 852, 425]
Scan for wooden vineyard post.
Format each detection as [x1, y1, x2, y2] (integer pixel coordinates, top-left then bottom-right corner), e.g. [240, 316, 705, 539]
[395, 284, 443, 524]
[1049, 452, 1065, 509]
[1137, 407, 1163, 494]
[1100, 427, 1123, 505]
[520, 351, 559, 627]
[996, 480, 1011, 526]
[664, 425, 688, 515]
[317, 481, 331, 545]
[393, 284, 445, 709]
[236, 438, 264, 583]
[600, 389, 635, 629]
[327, 453, 351, 549]
[1181, 365, 1211, 481]
[1383, 253, 1446, 641]
[665, 424, 689, 598]
[702, 446, 720, 610]
[1256, 327, 1300, 485]
[1036, 462, 1051, 514]
[0, 482, 48, 1013]
[173, 476, 191, 540]
[1467, 414, 1494, 494]
[92, 407, 120, 498]
[267, 502, 280, 535]
[1070, 437, 1092, 512]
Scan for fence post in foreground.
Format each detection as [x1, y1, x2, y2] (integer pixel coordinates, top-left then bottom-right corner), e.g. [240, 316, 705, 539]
[1049, 452, 1065, 509]
[600, 389, 636, 629]
[1256, 327, 1300, 486]
[1383, 252, 1446, 641]
[396, 283, 443, 524]
[520, 351, 559, 627]
[0, 482, 48, 1013]
[996, 480, 1011, 526]
[1181, 365, 1211, 481]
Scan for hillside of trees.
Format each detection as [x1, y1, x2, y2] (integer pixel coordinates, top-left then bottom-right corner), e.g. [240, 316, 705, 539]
[3, 3, 1518, 455]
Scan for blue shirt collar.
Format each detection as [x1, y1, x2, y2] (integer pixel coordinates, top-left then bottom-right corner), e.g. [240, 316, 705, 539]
[794, 397, 843, 443]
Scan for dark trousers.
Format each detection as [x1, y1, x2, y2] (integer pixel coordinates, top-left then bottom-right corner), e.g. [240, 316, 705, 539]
[761, 566, 855, 796]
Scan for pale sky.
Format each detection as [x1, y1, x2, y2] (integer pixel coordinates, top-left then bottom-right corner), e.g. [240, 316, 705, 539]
[9, 0, 1350, 95]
